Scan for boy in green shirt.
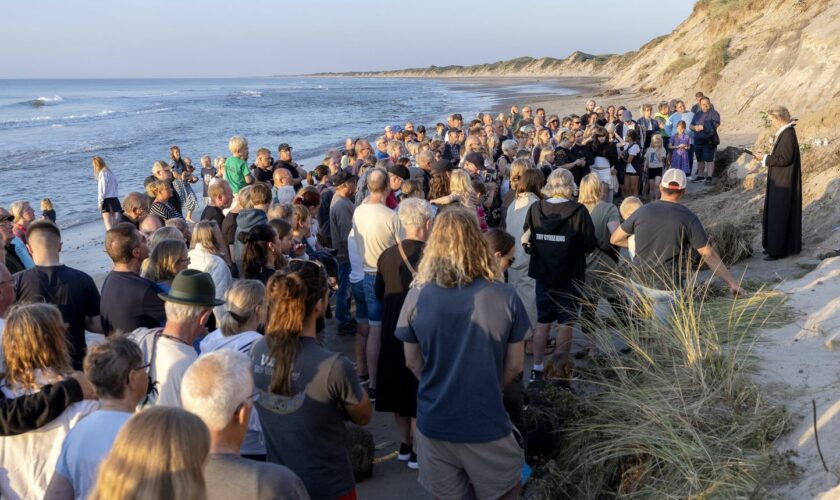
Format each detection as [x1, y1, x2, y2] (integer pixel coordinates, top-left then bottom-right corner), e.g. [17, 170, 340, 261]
[224, 135, 253, 193]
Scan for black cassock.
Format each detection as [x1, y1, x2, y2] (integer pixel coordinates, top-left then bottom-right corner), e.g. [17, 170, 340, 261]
[762, 125, 802, 257]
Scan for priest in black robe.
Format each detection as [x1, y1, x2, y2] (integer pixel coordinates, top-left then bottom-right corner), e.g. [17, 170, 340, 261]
[754, 106, 802, 261]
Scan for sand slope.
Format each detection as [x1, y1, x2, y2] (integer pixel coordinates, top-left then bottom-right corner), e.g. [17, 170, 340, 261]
[758, 257, 840, 497]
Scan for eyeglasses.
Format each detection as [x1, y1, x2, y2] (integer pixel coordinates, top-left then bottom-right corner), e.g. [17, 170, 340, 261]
[134, 363, 151, 372]
[236, 391, 260, 413]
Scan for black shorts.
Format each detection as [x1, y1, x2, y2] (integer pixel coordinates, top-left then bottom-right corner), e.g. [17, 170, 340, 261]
[695, 143, 717, 162]
[101, 197, 123, 213]
[647, 167, 663, 178]
[535, 281, 579, 325]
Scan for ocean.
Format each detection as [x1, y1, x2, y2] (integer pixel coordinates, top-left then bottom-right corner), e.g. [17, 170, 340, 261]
[0, 77, 574, 228]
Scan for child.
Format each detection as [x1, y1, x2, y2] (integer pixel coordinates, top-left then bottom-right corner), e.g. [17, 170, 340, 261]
[644, 134, 668, 201]
[224, 135, 254, 195]
[669, 120, 692, 175]
[41, 199, 56, 223]
[619, 196, 643, 261]
[200, 155, 216, 205]
[619, 129, 642, 200]
[93, 156, 121, 231]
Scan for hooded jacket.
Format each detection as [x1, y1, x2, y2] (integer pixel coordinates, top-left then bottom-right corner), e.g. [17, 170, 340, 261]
[524, 199, 596, 287]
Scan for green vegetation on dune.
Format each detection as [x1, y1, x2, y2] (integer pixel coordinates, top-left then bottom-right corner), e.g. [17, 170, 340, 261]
[663, 53, 699, 79]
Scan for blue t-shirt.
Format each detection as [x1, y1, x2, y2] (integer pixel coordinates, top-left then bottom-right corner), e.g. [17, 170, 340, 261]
[395, 278, 530, 443]
[55, 410, 133, 500]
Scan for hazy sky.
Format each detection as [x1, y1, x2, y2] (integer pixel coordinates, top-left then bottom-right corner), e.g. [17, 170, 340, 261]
[2, 1, 695, 78]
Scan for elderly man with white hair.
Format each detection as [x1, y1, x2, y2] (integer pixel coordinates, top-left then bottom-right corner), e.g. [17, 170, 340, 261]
[181, 350, 309, 500]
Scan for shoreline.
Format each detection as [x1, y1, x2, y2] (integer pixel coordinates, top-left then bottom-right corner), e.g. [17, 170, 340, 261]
[60, 76, 605, 283]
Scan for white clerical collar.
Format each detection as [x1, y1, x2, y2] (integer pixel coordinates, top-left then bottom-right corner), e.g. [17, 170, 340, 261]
[775, 121, 795, 138]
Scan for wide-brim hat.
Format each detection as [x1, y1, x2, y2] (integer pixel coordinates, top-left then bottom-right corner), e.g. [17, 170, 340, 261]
[158, 269, 225, 307]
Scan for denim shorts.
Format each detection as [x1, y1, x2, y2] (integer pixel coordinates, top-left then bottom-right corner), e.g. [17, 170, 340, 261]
[353, 273, 382, 326]
[535, 281, 579, 325]
[351, 280, 368, 324]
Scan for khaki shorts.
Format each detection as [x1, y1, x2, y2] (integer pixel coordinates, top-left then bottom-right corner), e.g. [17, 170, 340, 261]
[415, 429, 523, 500]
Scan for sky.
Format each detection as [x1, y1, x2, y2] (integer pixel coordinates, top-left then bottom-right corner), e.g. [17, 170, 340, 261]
[1, 0, 695, 78]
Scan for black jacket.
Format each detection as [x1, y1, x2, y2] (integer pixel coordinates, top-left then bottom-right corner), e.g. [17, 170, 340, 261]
[0, 378, 82, 436]
[524, 200, 596, 287]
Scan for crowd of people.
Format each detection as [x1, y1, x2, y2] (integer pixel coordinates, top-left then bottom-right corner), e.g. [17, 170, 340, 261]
[1, 92, 794, 500]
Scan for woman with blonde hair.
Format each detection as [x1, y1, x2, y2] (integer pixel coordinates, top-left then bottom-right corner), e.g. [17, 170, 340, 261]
[431, 169, 488, 231]
[396, 207, 527, 499]
[199, 279, 267, 460]
[92, 156, 121, 230]
[577, 173, 621, 356]
[189, 220, 233, 323]
[0, 303, 99, 499]
[141, 239, 190, 291]
[524, 168, 596, 380]
[146, 180, 182, 221]
[250, 260, 371, 498]
[89, 406, 210, 500]
[9, 200, 36, 245]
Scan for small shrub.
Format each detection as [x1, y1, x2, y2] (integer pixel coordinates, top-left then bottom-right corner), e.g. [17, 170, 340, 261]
[663, 54, 698, 80]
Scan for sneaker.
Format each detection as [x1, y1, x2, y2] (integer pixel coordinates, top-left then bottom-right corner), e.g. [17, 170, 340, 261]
[690, 176, 705, 183]
[407, 452, 419, 470]
[529, 369, 543, 383]
[398, 443, 412, 461]
[704, 177, 713, 185]
[367, 387, 376, 403]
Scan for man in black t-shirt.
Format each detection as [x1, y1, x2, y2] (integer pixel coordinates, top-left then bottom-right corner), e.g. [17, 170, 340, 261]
[13, 221, 101, 369]
[273, 143, 303, 189]
[100, 222, 165, 336]
[251, 148, 274, 185]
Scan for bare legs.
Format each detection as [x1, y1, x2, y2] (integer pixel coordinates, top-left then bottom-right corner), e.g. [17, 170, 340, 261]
[355, 323, 369, 379]
[366, 325, 381, 389]
[623, 174, 640, 200]
[533, 323, 573, 367]
[102, 212, 118, 231]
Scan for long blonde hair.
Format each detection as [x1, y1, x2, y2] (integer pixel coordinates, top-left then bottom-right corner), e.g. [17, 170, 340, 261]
[578, 173, 602, 210]
[1, 303, 72, 390]
[413, 207, 500, 288]
[220, 280, 265, 336]
[191, 221, 228, 262]
[92, 156, 109, 177]
[89, 406, 210, 500]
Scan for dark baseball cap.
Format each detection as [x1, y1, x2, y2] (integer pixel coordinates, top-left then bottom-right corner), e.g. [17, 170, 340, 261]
[388, 164, 410, 181]
[416, 125, 426, 133]
[331, 170, 357, 187]
[463, 152, 484, 168]
[278, 143, 292, 151]
[431, 159, 453, 174]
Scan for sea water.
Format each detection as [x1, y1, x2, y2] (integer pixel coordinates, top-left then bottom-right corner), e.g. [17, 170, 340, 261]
[0, 77, 573, 228]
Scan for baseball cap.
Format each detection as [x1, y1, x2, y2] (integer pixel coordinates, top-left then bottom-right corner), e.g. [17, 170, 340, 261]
[463, 152, 484, 168]
[392, 125, 403, 133]
[431, 159, 454, 174]
[660, 168, 687, 190]
[621, 110, 633, 122]
[416, 125, 426, 133]
[331, 170, 358, 187]
[388, 164, 410, 181]
[278, 143, 292, 151]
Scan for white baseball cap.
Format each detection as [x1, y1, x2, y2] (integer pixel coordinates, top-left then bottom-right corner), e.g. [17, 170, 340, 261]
[660, 168, 687, 190]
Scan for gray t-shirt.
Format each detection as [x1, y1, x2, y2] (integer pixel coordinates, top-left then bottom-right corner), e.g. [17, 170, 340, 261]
[588, 201, 620, 271]
[250, 337, 363, 500]
[205, 453, 310, 500]
[620, 200, 708, 286]
[329, 194, 355, 264]
[395, 278, 530, 443]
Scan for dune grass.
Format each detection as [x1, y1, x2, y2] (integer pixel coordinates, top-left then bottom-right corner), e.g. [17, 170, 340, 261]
[526, 272, 797, 498]
[663, 54, 698, 80]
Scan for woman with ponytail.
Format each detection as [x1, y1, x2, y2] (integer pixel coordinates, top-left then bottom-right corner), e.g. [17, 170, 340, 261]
[237, 224, 283, 283]
[250, 260, 371, 500]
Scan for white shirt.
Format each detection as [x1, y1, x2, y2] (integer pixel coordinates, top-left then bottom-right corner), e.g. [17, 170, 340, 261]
[97, 169, 119, 209]
[129, 328, 197, 407]
[0, 371, 99, 500]
[347, 231, 365, 284]
[188, 245, 232, 322]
